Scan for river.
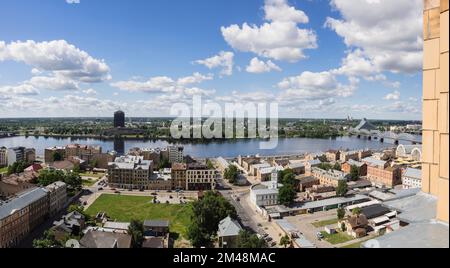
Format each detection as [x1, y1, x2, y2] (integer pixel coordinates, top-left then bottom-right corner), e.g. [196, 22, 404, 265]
[0, 135, 419, 158]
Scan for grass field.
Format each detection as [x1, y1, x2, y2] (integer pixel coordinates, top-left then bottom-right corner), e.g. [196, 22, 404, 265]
[82, 178, 98, 187]
[321, 231, 354, 245]
[312, 218, 339, 228]
[0, 167, 8, 174]
[80, 172, 105, 179]
[85, 194, 193, 240]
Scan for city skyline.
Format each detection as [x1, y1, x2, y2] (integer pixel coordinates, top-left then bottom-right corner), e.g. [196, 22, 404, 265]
[1, 0, 423, 119]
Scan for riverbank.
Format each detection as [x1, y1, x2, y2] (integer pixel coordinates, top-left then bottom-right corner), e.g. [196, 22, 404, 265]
[0, 135, 402, 159]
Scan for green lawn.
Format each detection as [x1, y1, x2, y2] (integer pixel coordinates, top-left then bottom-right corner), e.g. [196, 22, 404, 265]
[341, 236, 378, 248]
[0, 167, 8, 174]
[312, 218, 339, 228]
[85, 194, 193, 240]
[82, 178, 98, 187]
[80, 172, 105, 179]
[321, 231, 354, 245]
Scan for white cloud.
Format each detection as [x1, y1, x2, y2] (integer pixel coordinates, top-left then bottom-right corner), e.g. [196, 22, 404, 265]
[177, 72, 213, 86]
[28, 75, 79, 91]
[221, 0, 317, 62]
[111, 72, 215, 99]
[0, 84, 39, 96]
[83, 88, 97, 95]
[0, 40, 111, 83]
[66, 0, 80, 4]
[325, 0, 422, 74]
[194, 51, 234, 76]
[277, 71, 359, 103]
[246, 57, 282, 73]
[384, 90, 401, 100]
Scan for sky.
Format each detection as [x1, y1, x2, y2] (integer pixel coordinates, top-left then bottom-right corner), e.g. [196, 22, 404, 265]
[0, 0, 423, 119]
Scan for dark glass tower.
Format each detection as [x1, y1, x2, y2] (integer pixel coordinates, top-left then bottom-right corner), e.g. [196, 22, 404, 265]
[114, 110, 125, 128]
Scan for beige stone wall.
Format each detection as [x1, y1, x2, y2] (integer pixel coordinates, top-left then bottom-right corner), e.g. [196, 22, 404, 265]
[423, 0, 449, 223]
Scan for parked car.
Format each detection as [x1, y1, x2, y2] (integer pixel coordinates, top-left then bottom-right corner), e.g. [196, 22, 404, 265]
[98, 187, 103, 191]
[270, 242, 277, 247]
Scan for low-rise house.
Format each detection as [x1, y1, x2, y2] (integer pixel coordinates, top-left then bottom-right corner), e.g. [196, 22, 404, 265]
[345, 214, 369, 238]
[250, 163, 271, 176]
[340, 150, 360, 162]
[361, 204, 392, 220]
[305, 159, 322, 175]
[103, 221, 130, 232]
[326, 150, 341, 162]
[402, 168, 422, 189]
[311, 167, 347, 187]
[363, 158, 401, 188]
[79, 230, 132, 248]
[297, 176, 320, 192]
[288, 161, 305, 175]
[341, 159, 367, 176]
[250, 173, 281, 207]
[143, 220, 170, 237]
[218, 216, 242, 248]
[0, 171, 38, 199]
[52, 211, 86, 239]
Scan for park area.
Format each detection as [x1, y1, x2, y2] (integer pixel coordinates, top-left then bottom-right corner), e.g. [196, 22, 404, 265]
[85, 194, 193, 242]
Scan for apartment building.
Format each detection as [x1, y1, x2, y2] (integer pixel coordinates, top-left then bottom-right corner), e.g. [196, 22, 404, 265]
[46, 181, 67, 216]
[342, 159, 368, 176]
[0, 147, 7, 167]
[0, 187, 49, 248]
[168, 146, 184, 164]
[311, 167, 347, 187]
[325, 150, 341, 162]
[171, 163, 187, 190]
[6, 147, 35, 166]
[340, 150, 360, 162]
[186, 163, 216, 191]
[44, 147, 66, 163]
[366, 165, 402, 188]
[107, 156, 153, 190]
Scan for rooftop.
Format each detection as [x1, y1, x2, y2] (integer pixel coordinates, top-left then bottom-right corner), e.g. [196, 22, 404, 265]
[144, 220, 170, 228]
[218, 216, 242, 237]
[0, 187, 48, 220]
[80, 230, 132, 248]
[403, 168, 422, 180]
[362, 220, 449, 248]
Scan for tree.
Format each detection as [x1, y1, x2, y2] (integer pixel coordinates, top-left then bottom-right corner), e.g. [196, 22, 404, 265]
[333, 162, 342, 171]
[224, 165, 239, 185]
[38, 169, 82, 191]
[33, 230, 63, 248]
[7, 161, 29, 175]
[128, 220, 145, 248]
[279, 235, 291, 248]
[278, 184, 297, 206]
[336, 180, 348, 197]
[318, 155, 328, 163]
[206, 159, 214, 170]
[337, 207, 346, 220]
[349, 165, 360, 181]
[236, 230, 267, 248]
[187, 191, 237, 248]
[352, 207, 362, 216]
[341, 222, 347, 232]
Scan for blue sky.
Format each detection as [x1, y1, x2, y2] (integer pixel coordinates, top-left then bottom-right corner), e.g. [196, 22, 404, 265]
[0, 0, 423, 119]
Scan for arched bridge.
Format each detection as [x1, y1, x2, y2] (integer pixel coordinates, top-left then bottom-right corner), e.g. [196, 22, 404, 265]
[349, 119, 422, 145]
